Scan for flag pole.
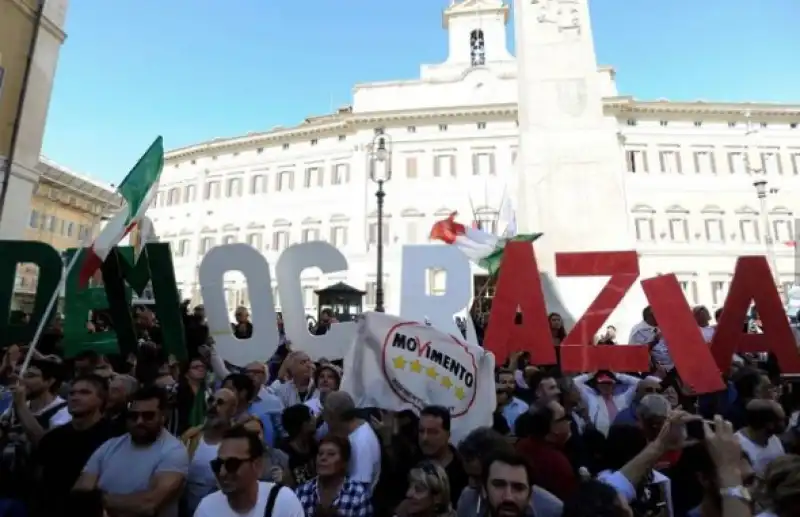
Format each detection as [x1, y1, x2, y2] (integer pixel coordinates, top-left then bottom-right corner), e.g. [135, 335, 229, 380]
[18, 248, 84, 374]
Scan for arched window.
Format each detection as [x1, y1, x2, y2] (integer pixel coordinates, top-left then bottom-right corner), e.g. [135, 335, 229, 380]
[470, 29, 486, 66]
[301, 217, 321, 243]
[665, 205, 690, 242]
[701, 205, 725, 243]
[735, 206, 760, 243]
[631, 204, 655, 242]
[769, 206, 794, 244]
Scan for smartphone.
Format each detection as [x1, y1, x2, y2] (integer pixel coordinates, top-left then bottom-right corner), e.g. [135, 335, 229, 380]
[686, 419, 714, 440]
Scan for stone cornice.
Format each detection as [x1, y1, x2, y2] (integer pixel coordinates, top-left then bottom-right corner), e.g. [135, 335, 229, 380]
[165, 98, 800, 163]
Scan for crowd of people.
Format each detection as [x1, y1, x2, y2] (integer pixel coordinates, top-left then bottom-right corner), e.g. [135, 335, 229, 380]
[0, 302, 797, 517]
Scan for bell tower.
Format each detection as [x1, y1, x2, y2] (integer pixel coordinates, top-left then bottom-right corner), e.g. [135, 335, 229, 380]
[442, 0, 512, 66]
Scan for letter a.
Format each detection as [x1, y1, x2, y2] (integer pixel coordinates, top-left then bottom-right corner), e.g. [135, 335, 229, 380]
[711, 256, 800, 374]
[483, 241, 556, 365]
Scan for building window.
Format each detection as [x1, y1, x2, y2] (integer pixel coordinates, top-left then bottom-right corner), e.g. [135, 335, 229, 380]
[310, 139, 318, 146]
[301, 228, 320, 243]
[66, 222, 74, 237]
[472, 153, 495, 175]
[710, 280, 730, 306]
[330, 226, 348, 247]
[668, 217, 689, 242]
[29, 210, 39, 228]
[204, 181, 221, 200]
[331, 164, 349, 185]
[693, 150, 716, 174]
[792, 153, 800, 175]
[226, 178, 243, 197]
[276, 171, 293, 191]
[426, 269, 447, 296]
[366, 282, 378, 306]
[406, 221, 419, 244]
[250, 174, 266, 194]
[368, 222, 390, 245]
[660, 121, 668, 127]
[634, 217, 655, 242]
[659, 150, 682, 174]
[477, 122, 487, 130]
[184, 185, 196, 202]
[406, 156, 418, 179]
[200, 237, 215, 254]
[739, 218, 760, 243]
[627, 119, 637, 126]
[626, 150, 648, 173]
[167, 188, 180, 205]
[772, 218, 793, 243]
[222, 235, 237, 245]
[434, 155, 455, 177]
[474, 214, 498, 234]
[246, 233, 262, 249]
[407, 126, 416, 133]
[272, 231, 290, 251]
[338, 135, 346, 141]
[694, 121, 703, 127]
[304, 167, 323, 188]
[282, 143, 289, 150]
[761, 151, 781, 174]
[728, 152, 746, 174]
[728, 122, 737, 128]
[678, 278, 699, 305]
[470, 29, 486, 66]
[374, 128, 384, 135]
[177, 239, 190, 257]
[438, 124, 448, 131]
[704, 218, 725, 243]
[303, 286, 316, 308]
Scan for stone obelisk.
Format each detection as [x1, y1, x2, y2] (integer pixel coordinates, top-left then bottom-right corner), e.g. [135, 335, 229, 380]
[513, 0, 646, 335]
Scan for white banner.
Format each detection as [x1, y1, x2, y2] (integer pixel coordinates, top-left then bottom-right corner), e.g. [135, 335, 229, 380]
[341, 312, 496, 443]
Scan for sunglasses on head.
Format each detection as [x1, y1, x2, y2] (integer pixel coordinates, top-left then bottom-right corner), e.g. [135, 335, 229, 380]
[210, 456, 254, 474]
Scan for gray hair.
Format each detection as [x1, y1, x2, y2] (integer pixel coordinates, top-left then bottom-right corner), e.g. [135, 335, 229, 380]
[636, 394, 671, 421]
[324, 390, 356, 420]
[110, 374, 139, 396]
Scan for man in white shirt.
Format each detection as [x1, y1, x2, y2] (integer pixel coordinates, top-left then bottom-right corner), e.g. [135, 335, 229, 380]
[734, 399, 786, 477]
[322, 391, 381, 490]
[194, 426, 303, 517]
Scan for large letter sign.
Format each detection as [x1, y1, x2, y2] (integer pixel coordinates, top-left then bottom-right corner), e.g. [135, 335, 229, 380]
[399, 245, 478, 345]
[555, 251, 650, 372]
[276, 242, 356, 360]
[0, 241, 62, 349]
[199, 243, 280, 366]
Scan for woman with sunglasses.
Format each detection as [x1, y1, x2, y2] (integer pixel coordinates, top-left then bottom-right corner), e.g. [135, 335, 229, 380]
[394, 462, 456, 517]
[295, 435, 372, 517]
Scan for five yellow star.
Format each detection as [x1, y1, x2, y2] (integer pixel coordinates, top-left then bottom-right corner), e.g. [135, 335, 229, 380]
[454, 387, 466, 400]
[410, 359, 423, 373]
[425, 366, 438, 379]
[440, 376, 453, 389]
[393, 355, 407, 370]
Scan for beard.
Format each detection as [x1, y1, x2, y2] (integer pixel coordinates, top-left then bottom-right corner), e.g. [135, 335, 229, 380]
[488, 501, 526, 517]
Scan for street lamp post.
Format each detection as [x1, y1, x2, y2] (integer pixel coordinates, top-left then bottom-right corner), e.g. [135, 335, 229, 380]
[745, 112, 784, 302]
[368, 134, 392, 312]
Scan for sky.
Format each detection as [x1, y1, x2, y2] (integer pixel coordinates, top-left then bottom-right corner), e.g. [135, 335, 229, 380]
[41, 0, 800, 184]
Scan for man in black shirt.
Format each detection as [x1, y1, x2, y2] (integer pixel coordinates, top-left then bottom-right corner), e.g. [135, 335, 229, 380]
[32, 374, 115, 517]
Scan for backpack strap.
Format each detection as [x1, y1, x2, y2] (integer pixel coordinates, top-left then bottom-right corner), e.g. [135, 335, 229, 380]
[35, 401, 67, 429]
[263, 484, 282, 517]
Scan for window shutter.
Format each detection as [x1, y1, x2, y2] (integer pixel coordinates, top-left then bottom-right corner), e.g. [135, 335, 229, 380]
[450, 155, 456, 177]
[317, 167, 324, 187]
[489, 153, 496, 175]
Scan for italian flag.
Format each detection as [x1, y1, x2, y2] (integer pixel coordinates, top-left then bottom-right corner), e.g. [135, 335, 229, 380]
[429, 213, 542, 275]
[77, 137, 165, 287]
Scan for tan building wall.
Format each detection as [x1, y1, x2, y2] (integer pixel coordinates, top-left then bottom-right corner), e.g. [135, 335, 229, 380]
[14, 159, 119, 309]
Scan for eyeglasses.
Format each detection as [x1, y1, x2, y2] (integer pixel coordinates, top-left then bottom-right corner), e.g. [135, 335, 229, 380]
[210, 456, 254, 474]
[126, 410, 158, 422]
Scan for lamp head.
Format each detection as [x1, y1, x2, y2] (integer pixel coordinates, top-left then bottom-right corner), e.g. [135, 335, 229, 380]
[369, 134, 392, 182]
[753, 179, 768, 197]
[375, 137, 388, 162]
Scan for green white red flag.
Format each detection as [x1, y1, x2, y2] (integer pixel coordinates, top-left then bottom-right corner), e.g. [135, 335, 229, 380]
[77, 137, 164, 287]
[429, 212, 541, 276]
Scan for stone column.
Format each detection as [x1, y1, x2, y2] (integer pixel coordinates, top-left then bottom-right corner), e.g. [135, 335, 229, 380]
[513, 0, 647, 335]
[0, 0, 69, 239]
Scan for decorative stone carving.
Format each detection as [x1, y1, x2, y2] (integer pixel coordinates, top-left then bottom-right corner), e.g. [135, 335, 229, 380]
[530, 0, 582, 36]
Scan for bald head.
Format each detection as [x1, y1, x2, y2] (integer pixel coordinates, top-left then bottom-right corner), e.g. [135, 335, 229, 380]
[324, 391, 356, 421]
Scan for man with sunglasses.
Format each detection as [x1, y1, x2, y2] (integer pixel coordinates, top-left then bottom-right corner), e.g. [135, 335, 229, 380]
[73, 385, 189, 517]
[194, 426, 304, 517]
[181, 388, 238, 515]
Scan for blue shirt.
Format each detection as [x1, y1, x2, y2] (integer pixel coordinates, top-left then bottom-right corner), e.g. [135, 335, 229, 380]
[613, 403, 639, 426]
